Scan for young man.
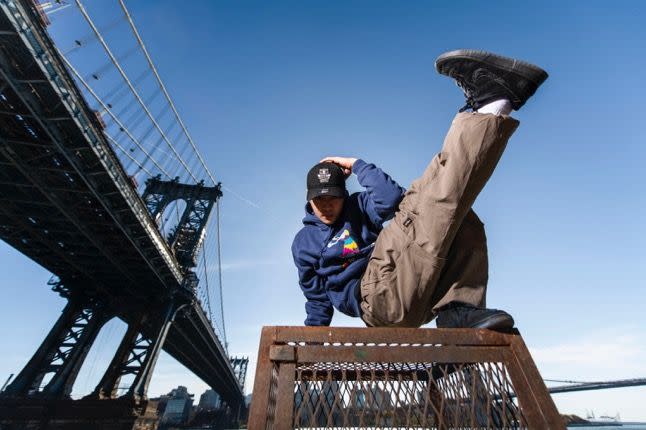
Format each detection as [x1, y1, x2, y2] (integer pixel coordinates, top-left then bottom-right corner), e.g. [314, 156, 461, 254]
[291, 49, 548, 330]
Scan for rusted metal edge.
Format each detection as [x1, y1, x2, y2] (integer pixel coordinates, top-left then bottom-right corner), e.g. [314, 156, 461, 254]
[295, 345, 508, 364]
[508, 334, 565, 429]
[273, 362, 296, 430]
[268, 326, 514, 346]
[247, 326, 277, 429]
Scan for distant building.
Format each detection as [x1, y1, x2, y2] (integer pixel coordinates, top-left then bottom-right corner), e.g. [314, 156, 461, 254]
[160, 386, 194, 427]
[294, 381, 342, 425]
[345, 384, 393, 410]
[198, 389, 221, 411]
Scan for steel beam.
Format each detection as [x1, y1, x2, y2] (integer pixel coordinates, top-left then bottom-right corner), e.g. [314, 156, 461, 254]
[89, 301, 183, 401]
[0, 200, 104, 285]
[0, 0, 183, 287]
[2, 300, 107, 398]
[0, 136, 138, 286]
[42, 307, 107, 397]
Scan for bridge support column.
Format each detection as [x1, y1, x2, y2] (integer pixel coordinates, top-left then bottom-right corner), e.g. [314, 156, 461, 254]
[2, 299, 106, 398]
[90, 301, 181, 401]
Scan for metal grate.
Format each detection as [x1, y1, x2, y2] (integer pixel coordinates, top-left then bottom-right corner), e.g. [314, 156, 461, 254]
[266, 363, 279, 429]
[249, 327, 564, 429]
[292, 361, 525, 428]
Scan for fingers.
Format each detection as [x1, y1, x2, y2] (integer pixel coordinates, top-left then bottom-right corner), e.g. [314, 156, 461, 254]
[319, 156, 343, 169]
[319, 156, 356, 171]
[319, 156, 338, 164]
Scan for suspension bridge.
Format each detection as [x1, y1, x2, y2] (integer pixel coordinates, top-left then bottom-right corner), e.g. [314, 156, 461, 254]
[0, 0, 246, 427]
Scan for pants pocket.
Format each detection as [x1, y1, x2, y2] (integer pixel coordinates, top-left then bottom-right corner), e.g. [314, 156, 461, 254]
[361, 240, 446, 327]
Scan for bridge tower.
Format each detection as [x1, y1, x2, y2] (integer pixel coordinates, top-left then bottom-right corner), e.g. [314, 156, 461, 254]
[230, 357, 249, 393]
[142, 176, 223, 270]
[0, 180, 222, 429]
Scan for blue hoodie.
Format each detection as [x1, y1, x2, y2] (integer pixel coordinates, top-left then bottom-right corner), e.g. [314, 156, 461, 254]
[291, 159, 406, 326]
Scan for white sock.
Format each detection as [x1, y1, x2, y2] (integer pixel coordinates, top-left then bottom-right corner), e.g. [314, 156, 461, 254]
[477, 99, 512, 116]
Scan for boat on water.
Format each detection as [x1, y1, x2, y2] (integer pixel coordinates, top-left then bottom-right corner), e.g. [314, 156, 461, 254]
[569, 411, 623, 427]
[586, 411, 623, 426]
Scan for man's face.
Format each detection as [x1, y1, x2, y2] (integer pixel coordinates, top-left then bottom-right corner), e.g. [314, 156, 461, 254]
[310, 196, 344, 225]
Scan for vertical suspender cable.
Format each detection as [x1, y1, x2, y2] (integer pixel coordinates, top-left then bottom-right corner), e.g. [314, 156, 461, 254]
[215, 201, 227, 350]
[117, 0, 217, 186]
[201, 242, 213, 323]
[74, 1, 229, 349]
[74, 0, 198, 183]
[60, 53, 171, 179]
[106, 134, 153, 177]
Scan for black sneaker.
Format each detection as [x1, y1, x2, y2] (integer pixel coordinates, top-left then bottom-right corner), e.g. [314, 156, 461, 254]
[435, 49, 548, 112]
[435, 302, 515, 332]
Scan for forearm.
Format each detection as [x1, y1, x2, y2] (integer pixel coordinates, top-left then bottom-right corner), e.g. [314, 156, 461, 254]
[354, 159, 405, 219]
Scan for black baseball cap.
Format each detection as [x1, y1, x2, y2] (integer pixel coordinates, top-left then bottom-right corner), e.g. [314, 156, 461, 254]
[306, 162, 346, 201]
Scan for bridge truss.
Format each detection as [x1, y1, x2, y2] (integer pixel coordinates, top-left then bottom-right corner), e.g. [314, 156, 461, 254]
[0, 0, 244, 423]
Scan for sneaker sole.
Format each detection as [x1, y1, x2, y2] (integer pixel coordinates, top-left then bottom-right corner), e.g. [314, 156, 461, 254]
[469, 313, 515, 331]
[435, 49, 548, 87]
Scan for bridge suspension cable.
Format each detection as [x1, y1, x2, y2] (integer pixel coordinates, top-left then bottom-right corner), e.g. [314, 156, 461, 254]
[102, 68, 152, 108]
[201, 242, 213, 323]
[55, 0, 228, 344]
[105, 134, 153, 177]
[56, 0, 228, 192]
[59, 54, 172, 179]
[117, 0, 218, 187]
[216, 201, 228, 349]
[544, 378, 600, 384]
[82, 44, 139, 84]
[62, 15, 126, 56]
[196, 208, 228, 347]
[73, 0, 200, 184]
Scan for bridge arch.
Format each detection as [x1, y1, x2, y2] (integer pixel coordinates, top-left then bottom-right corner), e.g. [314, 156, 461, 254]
[158, 197, 188, 239]
[69, 317, 127, 398]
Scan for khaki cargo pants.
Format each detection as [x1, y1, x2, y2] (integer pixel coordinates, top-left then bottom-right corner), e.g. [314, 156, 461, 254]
[360, 112, 520, 327]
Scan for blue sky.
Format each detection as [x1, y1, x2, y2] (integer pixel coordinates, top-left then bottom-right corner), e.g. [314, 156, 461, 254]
[1, 0, 645, 420]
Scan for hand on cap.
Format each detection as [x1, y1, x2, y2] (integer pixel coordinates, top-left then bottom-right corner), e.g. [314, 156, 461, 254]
[320, 156, 357, 178]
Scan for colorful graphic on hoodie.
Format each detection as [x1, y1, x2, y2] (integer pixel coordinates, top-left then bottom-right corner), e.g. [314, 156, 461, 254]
[328, 229, 359, 257]
[342, 231, 359, 257]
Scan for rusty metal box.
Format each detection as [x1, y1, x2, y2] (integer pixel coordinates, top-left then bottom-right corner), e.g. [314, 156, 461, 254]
[248, 326, 563, 429]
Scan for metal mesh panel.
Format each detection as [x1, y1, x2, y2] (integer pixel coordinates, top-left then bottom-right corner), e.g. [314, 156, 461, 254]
[249, 327, 563, 429]
[291, 361, 526, 428]
[265, 363, 279, 430]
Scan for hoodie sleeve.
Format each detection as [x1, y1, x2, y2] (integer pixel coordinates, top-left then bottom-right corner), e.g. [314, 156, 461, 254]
[353, 159, 406, 228]
[292, 235, 333, 326]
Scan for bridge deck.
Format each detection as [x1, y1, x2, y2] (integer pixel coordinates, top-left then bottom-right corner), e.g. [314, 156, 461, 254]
[0, 0, 242, 404]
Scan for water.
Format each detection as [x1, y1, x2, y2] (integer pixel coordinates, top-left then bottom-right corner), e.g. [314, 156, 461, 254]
[568, 426, 646, 430]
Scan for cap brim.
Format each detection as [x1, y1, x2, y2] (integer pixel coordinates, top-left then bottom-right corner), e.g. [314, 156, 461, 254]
[307, 186, 345, 201]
